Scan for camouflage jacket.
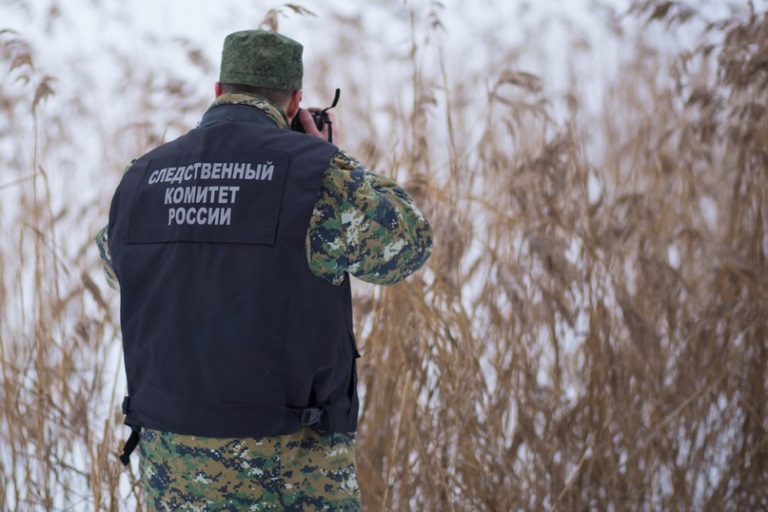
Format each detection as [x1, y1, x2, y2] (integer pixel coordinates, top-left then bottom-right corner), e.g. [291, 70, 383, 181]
[96, 93, 432, 509]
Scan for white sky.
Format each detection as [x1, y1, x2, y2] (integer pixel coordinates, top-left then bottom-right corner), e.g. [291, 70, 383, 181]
[3, 0, 631, 80]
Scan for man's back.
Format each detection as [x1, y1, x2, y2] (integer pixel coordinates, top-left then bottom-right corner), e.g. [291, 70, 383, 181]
[109, 108, 360, 439]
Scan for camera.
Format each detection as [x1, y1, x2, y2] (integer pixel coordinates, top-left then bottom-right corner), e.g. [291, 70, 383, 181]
[291, 88, 340, 143]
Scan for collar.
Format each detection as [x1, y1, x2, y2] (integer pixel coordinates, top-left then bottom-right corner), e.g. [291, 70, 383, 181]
[201, 93, 290, 129]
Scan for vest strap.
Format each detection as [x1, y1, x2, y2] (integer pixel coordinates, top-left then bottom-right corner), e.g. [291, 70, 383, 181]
[119, 396, 141, 465]
[119, 427, 141, 466]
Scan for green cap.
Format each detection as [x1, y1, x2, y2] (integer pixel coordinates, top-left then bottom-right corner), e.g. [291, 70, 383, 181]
[219, 30, 303, 90]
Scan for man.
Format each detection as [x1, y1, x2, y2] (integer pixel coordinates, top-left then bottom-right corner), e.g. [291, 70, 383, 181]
[96, 30, 432, 510]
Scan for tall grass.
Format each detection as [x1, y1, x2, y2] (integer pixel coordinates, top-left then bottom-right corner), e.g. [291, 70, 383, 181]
[1, 1, 766, 510]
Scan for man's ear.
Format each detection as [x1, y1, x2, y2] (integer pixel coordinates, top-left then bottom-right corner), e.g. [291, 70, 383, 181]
[286, 89, 302, 119]
[214, 82, 222, 98]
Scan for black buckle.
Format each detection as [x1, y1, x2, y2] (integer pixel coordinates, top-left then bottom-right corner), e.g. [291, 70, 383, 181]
[300, 407, 324, 426]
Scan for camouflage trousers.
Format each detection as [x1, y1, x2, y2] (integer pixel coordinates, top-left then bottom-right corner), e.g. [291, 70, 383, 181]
[139, 427, 360, 511]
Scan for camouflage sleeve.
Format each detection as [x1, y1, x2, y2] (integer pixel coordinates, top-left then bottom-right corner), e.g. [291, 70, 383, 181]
[307, 149, 433, 285]
[95, 224, 120, 291]
[95, 162, 133, 291]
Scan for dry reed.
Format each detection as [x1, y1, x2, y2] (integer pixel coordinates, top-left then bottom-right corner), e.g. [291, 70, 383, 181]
[1, 1, 766, 510]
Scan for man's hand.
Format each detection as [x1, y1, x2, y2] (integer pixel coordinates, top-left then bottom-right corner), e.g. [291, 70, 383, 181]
[298, 109, 338, 144]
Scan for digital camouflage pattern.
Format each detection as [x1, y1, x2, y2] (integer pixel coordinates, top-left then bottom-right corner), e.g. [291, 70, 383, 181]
[219, 30, 303, 90]
[140, 428, 360, 511]
[96, 93, 433, 290]
[310, 150, 433, 285]
[95, 225, 119, 290]
[96, 163, 131, 291]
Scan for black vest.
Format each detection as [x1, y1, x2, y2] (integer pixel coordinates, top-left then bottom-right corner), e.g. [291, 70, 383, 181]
[108, 105, 358, 438]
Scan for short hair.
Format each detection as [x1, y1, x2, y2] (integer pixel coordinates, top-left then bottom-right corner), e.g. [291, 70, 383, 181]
[219, 83, 293, 107]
